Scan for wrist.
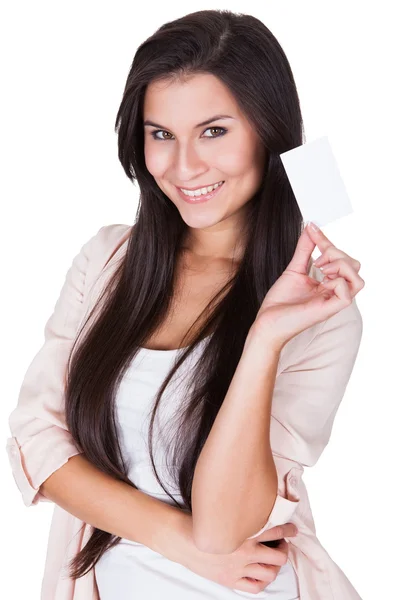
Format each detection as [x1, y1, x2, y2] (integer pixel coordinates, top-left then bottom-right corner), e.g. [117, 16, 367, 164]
[172, 511, 198, 568]
[154, 507, 194, 566]
[244, 325, 284, 356]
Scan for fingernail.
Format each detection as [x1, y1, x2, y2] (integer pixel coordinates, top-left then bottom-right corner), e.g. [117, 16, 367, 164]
[308, 221, 320, 232]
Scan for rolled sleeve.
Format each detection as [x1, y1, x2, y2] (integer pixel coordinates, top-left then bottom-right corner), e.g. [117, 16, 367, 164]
[6, 435, 80, 506]
[246, 464, 302, 539]
[5, 226, 106, 507]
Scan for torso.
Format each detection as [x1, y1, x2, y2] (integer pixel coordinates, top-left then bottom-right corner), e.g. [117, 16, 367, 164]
[143, 252, 237, 351]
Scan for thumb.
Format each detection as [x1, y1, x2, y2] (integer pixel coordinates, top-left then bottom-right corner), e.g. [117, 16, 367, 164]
[286, 225, 316, 275]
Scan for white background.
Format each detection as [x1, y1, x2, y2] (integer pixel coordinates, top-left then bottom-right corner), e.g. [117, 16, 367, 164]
[2, 2, 398, 599]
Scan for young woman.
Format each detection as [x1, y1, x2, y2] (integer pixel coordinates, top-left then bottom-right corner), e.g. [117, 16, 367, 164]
[6, 9, 365, 600]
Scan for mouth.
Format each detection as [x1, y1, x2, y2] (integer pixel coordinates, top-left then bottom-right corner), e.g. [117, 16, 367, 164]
[177, 180, 224, 191]
[176, 180, 225, 204]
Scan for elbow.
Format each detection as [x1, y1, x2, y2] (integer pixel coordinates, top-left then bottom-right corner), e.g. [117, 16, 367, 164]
[191, 480, 281, 554]
[192, 522, 243, 554]
[192, 506, 278, 554]
[193, 535, 241, 555]
[38, 482, 49, 500]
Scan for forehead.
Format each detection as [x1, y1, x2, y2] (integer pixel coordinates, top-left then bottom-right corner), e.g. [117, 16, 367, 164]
[143, 73, 240, 121]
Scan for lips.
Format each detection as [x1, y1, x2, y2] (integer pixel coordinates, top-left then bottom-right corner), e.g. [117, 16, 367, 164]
[176, 180, 225, 204]
[177, 180, 224, 192]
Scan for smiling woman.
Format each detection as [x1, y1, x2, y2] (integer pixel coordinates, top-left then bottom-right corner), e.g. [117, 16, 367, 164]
[6, 7, 363, 600]
[142, 73, 266, 244]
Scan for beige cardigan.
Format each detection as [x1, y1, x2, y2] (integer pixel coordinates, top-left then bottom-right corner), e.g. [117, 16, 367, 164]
[6, 223, 364, 599]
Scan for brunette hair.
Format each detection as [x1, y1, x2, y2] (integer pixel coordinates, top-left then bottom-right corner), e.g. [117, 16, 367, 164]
[66, 8, 305, 578]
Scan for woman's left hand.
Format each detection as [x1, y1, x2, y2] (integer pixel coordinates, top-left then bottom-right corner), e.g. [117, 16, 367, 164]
[251, 222, 365, 352]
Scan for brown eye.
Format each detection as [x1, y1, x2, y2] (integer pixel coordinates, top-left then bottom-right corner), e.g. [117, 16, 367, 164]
[151, 130, 172, 140]
[204, 127, 227, 138]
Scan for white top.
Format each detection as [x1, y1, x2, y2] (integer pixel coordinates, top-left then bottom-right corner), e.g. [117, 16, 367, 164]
[94, 340, 300, 600]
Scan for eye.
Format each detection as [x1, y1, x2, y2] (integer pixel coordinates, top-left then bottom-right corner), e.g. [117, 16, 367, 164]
[203, 127, 227, 138]
[150, 126, 227, 141]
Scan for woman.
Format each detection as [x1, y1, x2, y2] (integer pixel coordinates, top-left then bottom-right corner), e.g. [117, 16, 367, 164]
[6, 9, 365, 600]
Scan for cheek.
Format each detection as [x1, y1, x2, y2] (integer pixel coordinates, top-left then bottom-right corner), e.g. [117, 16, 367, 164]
[215, 146, 256, 176]
[144, 144, 169, 177]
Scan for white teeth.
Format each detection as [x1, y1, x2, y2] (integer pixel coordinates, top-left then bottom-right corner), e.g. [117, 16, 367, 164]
[180, 181, 224, 197]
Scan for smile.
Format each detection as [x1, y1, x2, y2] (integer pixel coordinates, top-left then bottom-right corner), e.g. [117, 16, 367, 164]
[176, 181, 225, 204]
[178, 180, 224, 197]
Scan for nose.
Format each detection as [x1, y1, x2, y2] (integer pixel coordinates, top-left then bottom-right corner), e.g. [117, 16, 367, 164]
[172, 142, 208, 182]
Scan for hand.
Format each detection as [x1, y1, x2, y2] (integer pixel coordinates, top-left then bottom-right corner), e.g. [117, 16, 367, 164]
[251, 222, 365, 351]
[177, 514, 298, 595]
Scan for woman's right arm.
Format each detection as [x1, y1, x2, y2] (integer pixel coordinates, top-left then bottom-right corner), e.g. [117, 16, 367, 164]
[40, 453, 192, 565]
[5, 224, 193, 565]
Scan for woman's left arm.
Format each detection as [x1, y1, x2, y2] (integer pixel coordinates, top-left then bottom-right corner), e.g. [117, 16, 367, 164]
[192, 295, 363, 554]
[191, 332, 283, 554]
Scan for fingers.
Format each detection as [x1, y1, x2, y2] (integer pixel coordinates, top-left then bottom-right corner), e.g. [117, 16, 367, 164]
[315, 250, 361, 273]
[242, 562, 279, 585]
[253, 538, 289, 568]
[233, 523, 299, 595]
[287, 221, 342, 276]
[319, 259, 365, 296]
[309, 224, 362, 274]
[234, 577, 270, 594]
[239, 541, 288, 593]
[255, 523, 298, 543]
[305, 221, 336, 255]
[319, 276, 353, 308]
[238, 535, 292, 593]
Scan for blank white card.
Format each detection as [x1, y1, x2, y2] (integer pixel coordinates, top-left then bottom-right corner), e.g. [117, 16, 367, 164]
[279, 136, 353, 228]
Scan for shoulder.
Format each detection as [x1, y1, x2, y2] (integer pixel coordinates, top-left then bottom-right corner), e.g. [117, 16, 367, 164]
[89, 223, 132, 256]
[83, 223, 132, 295]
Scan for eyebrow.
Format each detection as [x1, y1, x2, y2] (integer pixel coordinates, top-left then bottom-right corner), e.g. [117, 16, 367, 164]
[143, 114, 235, 129]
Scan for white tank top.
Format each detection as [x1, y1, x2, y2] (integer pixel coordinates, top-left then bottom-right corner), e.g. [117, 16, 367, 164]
[94, 340, 300, 599]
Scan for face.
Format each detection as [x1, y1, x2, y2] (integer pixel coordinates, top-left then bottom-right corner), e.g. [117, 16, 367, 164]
[143, 72, 266, 256]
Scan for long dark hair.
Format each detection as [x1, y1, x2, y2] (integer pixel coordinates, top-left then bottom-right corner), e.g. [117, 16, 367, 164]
[65, 8, 305, 578]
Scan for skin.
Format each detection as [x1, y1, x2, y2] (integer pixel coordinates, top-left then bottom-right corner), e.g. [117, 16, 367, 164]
[143, 72, 266, 270]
